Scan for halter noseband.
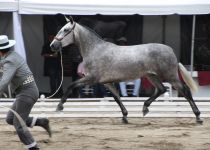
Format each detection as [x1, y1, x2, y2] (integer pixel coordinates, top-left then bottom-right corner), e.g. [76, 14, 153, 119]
[54, 22, 76, 41]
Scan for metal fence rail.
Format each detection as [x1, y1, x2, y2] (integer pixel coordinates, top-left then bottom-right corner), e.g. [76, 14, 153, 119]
[0, 97, 210, 118]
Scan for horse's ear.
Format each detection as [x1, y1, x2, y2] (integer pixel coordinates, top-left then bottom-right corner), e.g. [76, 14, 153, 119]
[64, 15, 74, 24]
[64, 15, 70, 22]
[69, 16, 74, 24]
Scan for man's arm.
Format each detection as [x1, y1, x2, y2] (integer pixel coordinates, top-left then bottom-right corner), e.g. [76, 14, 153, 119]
[0, 60, 16, 92]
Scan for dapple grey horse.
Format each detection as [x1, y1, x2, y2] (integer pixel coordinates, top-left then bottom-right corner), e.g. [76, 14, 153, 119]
[50, 17, 203, 124]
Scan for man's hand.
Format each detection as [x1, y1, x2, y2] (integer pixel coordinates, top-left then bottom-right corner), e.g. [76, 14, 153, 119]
[42, 52, 58, 58]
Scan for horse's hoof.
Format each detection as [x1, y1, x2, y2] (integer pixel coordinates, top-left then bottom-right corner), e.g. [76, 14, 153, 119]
[196, 118, 203, 125]
[142, 106, 149, 116]
[56, 103, 64, 112]
[122, 116, 129, 124]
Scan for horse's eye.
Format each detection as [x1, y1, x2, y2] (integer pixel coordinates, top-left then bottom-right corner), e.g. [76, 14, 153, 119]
[64, 28, 69, 32]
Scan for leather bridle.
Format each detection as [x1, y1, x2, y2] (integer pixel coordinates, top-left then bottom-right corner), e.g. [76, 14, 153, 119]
[54, 22, 76, 41]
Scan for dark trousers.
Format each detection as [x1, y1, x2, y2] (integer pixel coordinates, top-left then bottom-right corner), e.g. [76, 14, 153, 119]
[6, 95, 37, 148]
[48, 68, 63, 97]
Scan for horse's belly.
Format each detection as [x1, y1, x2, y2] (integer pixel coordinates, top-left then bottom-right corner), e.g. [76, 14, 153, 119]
[100, 67, 144, 83]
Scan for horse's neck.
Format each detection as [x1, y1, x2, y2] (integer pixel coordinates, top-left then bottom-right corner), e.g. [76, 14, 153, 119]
[74, 23, 104, 57]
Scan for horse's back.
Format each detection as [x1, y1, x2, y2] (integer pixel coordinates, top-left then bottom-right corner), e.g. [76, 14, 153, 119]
[121, 43, 177, 63]
[143, 43, 177, 61]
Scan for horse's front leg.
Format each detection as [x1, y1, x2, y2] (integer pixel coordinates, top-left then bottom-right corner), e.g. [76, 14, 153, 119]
[104, 83, 128, 124]
[56, 83, 73, 111]
[56, 76, 93, 111]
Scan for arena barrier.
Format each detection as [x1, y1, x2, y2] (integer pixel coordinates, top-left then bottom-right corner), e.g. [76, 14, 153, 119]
[0, 97, 210, 118]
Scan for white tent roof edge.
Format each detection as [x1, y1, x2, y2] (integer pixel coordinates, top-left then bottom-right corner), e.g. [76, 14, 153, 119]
[0, 0, 18, 12]
[18, 4, 210, 15]
[1, 0, 210, 15]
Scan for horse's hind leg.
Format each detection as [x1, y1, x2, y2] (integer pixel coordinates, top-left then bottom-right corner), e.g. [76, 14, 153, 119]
[143, 74, 166, 116]
[172, 81, 203, 124]
[104, 83, 128, 124]
[56, 75, 93, 111]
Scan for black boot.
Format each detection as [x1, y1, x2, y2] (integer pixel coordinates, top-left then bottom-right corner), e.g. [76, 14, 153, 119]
[35, 118, 52, 137]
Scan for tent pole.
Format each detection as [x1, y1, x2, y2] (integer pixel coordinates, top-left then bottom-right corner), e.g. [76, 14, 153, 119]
[12, 12, 27, 60]
[190, 15, 196, 76]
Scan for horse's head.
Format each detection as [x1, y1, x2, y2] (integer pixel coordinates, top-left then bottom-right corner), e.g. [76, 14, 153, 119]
[50, 16, 76, 52]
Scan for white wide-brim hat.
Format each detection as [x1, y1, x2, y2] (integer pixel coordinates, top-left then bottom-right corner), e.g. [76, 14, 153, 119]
[0, 35, 16, 50]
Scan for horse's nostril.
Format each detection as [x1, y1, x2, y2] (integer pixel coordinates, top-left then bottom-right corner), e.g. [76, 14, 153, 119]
[51, 44, 59, 52]
[50, 44, 55, 51]
[50, 42, 62, 52]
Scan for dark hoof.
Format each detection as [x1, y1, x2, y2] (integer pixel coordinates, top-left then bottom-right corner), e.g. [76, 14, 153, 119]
[122, 116, 129, 124]
[196, 118, 203, 125]
[142, 106, 149, 116]
[56, 103, 64, 112]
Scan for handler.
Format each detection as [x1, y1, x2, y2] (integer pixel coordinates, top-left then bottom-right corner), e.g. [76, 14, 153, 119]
[0, 35, 51, 150]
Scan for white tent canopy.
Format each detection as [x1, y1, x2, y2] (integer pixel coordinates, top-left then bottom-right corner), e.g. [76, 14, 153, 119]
[0, 0, 210, 15]
[19, 0, 210, 15]
[0, 0, 18, 12]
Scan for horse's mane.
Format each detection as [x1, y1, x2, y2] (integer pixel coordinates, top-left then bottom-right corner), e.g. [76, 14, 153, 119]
[78, 18, 96, 28]
[78, 23, 103, 40]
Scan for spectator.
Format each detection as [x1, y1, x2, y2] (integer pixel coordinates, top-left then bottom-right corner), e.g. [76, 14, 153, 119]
[41, 14, 66, 98]
[41, 35, 63, 98]
[119, 79, 141, 97]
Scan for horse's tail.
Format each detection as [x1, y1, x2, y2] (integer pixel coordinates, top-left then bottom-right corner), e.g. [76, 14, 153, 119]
[178, 63, 198, 92]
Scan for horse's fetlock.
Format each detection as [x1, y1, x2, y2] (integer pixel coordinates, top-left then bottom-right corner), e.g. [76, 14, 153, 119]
[144, 101, 150, 107]
[124, 110, 128, 116]
[195, 110, 201, 117]
[61, 97, 67, 103]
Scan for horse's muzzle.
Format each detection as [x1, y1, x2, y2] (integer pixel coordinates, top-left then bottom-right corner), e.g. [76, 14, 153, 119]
[50, 41, 62, 52]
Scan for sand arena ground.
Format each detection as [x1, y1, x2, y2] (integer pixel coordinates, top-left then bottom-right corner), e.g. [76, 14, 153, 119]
[0, 117, 210, 150]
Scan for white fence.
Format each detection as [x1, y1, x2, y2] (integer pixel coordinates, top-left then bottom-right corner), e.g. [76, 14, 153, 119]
[0, 97, 210, 118]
